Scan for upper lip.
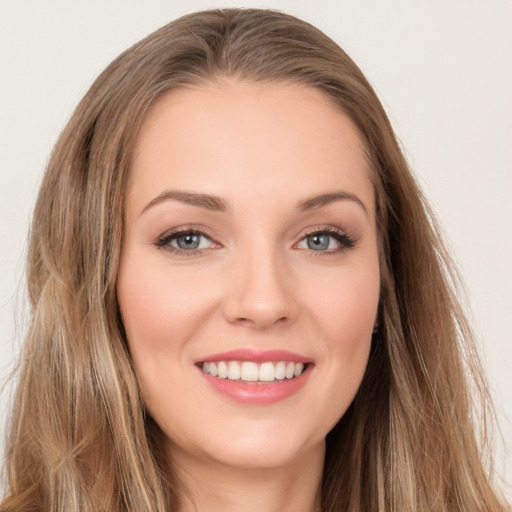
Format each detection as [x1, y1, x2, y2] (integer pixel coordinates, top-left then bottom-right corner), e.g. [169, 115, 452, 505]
[195, 348, 313, 364]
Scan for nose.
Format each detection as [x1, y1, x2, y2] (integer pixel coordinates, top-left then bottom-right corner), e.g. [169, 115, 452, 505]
[222, 248, 298, 330]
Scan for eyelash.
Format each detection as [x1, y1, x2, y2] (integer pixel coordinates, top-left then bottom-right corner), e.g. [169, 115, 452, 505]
[155, 227, 215, 256]
[154, 226, 358, 256]
[299, 226, 358, 255]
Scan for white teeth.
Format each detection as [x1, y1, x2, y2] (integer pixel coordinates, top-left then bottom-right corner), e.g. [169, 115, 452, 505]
[285, 362, 295, 379]
[217, 361, 228, 379]
[227, 361, 241, 380]
[275, 361, 286, 380]
[294, 363, 304, 377]
[202, 360, 306, 382]
[241, 361, 259, 381]
[259, 362, 275, 382]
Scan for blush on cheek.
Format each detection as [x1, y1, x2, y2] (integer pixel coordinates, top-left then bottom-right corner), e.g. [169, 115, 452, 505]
[309, 273, 378, 338]
[119, 265, 193, 339]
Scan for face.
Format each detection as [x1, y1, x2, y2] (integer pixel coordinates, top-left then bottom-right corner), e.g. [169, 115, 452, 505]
[117, 81, 380, 471]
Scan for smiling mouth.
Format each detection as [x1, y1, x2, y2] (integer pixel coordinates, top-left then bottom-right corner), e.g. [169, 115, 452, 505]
[199, 360, 308, 383]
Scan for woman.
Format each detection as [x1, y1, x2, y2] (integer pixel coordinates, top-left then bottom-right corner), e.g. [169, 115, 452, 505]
[0, 8, 507, 512]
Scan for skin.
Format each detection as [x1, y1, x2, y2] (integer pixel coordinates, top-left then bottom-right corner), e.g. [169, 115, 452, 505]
[117, 80, 380, 512]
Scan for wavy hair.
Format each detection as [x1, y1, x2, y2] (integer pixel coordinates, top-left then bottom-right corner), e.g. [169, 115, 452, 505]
[1, 8, 506, 512]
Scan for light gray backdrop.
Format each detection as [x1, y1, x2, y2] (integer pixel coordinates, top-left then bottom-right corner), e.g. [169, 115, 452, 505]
[1, 0, 510, 499]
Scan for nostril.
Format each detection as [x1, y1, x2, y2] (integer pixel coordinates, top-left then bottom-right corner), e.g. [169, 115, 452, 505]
[233, 315, 289, 330]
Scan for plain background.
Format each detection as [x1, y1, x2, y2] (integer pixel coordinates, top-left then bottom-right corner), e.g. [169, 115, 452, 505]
[1, 0, 510, 499]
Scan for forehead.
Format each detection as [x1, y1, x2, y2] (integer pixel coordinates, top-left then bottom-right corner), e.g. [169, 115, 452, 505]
[128, 80, 373, 217]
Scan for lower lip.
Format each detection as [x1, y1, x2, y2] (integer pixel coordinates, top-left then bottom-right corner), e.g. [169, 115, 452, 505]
[198, 365, 312, 405]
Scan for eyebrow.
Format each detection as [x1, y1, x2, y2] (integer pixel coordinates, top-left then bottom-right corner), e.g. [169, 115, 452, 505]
[297, 191, 368, 216]
[140, 189, 368, 216]
[140, 190, 229, 215]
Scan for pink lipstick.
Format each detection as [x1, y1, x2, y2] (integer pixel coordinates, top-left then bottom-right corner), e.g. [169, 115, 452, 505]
[196, 349, 313, 405]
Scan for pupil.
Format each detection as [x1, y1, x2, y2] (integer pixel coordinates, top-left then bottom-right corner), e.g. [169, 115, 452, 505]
[308, 234, 329, 251]
[177, 234, 200, 250]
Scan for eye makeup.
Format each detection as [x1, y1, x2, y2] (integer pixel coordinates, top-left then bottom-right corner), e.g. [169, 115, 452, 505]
[295, 226, 358, 255]
[154, 226, 218, 256]
[153, 223, 358, 258]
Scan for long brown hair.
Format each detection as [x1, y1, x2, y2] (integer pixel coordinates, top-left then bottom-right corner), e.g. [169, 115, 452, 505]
[1, 8, 506, 511]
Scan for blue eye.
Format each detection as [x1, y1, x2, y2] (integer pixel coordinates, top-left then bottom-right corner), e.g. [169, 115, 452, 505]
[306, 233, 331, 251]
[297, 229, 356, 253]
[173, 233, 203, 250]
[156, 229, 214, 253]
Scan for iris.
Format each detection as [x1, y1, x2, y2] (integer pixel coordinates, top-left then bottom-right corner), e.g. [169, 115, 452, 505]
[307, 234, 330, 251]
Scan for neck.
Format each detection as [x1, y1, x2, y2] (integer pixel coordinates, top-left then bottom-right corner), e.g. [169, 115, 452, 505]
[170, 443, 324, 512]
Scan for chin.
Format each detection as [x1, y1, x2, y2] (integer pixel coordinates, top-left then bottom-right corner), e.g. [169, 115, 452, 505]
[206, 442, 319, 470]
[166, 415, 327, 471]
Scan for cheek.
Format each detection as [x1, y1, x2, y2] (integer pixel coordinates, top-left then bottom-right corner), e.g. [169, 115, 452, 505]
[299, 257, 379, 421]
[118, 257, 214, 350]
[116, 255, 217, 420]
[116, 257, 218, 413]
[304, 259, 380, 345]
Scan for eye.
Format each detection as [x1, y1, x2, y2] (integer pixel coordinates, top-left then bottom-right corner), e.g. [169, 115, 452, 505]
[302, 233, 334, 251]
[155, 228, 217, 254]
[172, 232, 210, 250]
[296, 228, 356, 253]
